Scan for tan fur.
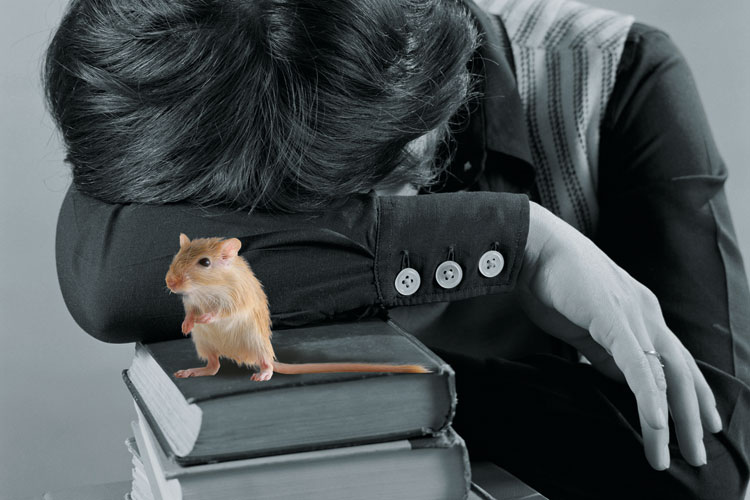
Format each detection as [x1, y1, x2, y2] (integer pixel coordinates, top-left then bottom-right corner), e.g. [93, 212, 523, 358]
[166, 234, 429, 381]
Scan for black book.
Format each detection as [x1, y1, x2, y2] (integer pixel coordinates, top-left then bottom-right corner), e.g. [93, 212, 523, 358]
[124, 319, 456, 465]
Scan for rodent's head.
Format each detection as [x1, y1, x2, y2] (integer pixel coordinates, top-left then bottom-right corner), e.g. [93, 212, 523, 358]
[165, 234, 243, 294]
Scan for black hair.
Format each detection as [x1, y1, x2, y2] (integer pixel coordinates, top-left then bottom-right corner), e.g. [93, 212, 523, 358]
[44, 0, 479, 211]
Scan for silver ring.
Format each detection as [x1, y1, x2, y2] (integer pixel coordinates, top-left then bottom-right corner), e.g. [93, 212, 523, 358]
[644, 350, 665, 367]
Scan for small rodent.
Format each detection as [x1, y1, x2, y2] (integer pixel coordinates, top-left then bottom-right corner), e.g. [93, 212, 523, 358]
[165, 234, 429, 381]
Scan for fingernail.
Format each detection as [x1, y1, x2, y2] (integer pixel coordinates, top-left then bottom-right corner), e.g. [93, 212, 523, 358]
[697, 441, 707, 466]
[656, 408, 668, 429]
[659, 444, 670, 470]
[711, 407, 723, 432]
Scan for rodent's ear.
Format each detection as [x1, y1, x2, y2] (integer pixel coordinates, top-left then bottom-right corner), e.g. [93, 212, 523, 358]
[220, 238, 242, 260]
[179, 233, 191, 248]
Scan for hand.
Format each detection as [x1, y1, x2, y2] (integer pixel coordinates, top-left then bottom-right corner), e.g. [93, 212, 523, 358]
[181, 313, 195, 335]
[519, 201, 723, 470]
[195, 312, 216, 324]
[182, 311, 216, 334]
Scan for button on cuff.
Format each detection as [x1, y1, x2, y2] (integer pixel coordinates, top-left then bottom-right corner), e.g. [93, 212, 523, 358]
[395, 268, 421, 296]
[478, 250, 505, 278]
[376, 192, 530, 306]
[435, 261, 463, 289]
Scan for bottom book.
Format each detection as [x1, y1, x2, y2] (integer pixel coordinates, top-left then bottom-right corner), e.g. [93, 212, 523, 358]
[126, 437, 546, 500]
[125, 406, 546, 500]
[131, 404, 471, 500]
[127, 435, 154, 500]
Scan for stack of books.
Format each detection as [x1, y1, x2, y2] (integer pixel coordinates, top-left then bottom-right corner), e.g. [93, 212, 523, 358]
[122, 319, 546, 500]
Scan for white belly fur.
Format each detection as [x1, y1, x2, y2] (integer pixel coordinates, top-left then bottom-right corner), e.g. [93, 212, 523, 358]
[190, 312, 274, 367]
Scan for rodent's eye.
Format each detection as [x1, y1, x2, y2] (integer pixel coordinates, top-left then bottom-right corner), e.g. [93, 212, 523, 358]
[198, 258, 211, 267]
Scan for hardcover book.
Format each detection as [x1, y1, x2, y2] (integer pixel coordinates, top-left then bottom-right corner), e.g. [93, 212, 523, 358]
[126, 428, 546, 500]
[124, 319, 455, 465]
[131, 405, 471, 500]
[126, 437, 154, 500]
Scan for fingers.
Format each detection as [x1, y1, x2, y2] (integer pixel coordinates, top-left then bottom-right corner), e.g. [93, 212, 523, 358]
[519, 218, 721, 471]
[657, 342, 706, 467]
[638, 405, 670, 470]
[599, 283, 720, 470]
[196, 312, 215, 324]
[647, 314, 720, 466]
[680, 345, 723, 434]
[593, 315, 668, 432]
[181, 319, 193, 334]
[640, 348, 670, 470]
[590, 317, 719, 471]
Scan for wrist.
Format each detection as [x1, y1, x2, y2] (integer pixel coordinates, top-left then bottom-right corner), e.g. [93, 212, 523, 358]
[523, 201, 552, 272]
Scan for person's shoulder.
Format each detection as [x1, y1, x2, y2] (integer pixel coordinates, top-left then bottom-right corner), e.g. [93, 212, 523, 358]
[625, 21, 674, 46]
[617, 21, 688, 81]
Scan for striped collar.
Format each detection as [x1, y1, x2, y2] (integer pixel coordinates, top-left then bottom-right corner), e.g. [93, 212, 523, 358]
[436, 1, 535, 192]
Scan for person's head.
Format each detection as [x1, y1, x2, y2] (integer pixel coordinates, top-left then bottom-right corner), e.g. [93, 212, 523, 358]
[44, 0, 479, 211]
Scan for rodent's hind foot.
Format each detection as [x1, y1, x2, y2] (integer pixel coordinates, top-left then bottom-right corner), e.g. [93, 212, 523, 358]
[174, 366, 219, 378]
[251, 368, 273, 382]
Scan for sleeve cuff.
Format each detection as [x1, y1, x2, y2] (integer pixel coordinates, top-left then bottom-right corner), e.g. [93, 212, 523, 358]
[375, 192, 529, 306]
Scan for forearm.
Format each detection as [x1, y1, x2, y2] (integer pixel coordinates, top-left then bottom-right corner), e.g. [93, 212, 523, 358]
[56, 185, 530, 343]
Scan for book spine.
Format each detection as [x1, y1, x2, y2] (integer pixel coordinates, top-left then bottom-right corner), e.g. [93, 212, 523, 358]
[388, 320, 457, 429]
[410, 428, 471, 500]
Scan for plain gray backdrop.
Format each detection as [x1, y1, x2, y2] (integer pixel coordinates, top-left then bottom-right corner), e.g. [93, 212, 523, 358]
[2, 0, 748, 498]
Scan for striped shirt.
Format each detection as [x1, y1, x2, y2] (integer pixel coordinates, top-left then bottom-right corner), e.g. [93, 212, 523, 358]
[475, 0, 634, 234]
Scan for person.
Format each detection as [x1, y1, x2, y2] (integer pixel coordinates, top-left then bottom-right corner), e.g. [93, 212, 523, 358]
[43, 0, 750, 498]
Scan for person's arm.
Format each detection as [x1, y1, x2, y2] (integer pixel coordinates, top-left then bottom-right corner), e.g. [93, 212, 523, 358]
[58, 172, 724, 474]
[515, 22, 750, 480]
[55, 186, 529, 343]
[520, 200, 722, 471]
[595, 23, 750, 479]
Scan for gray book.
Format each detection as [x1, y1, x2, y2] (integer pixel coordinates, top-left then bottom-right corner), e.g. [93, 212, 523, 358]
[131, 404, 471, 500]
[125, 437, 154, 500]
[124, 319, 455, 465]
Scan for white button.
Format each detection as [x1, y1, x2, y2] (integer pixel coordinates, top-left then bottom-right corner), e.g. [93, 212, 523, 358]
[478, 250, 504, 278]
[395, 268, 421, 296]
[435, 261, 463, 289]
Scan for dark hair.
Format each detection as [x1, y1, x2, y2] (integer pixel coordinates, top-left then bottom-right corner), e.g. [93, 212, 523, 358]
[44, 0, 478, 211]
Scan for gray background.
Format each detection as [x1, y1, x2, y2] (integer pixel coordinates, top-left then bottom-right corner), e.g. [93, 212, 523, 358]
[1, 0, 748, 498]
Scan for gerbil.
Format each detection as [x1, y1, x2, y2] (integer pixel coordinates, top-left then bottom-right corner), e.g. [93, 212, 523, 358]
[165, 234, 429, 381]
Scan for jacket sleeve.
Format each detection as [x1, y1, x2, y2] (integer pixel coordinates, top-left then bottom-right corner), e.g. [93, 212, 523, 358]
[56, 186, 529, 343]
[598, 23, 750, 386]
[597, 23, 750, 497]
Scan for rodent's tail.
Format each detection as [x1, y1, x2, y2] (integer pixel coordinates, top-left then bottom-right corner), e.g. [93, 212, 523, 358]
[272, 361, 430, 375]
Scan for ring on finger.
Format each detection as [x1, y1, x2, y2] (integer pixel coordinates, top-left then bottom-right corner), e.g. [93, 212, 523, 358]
[644, 349, 665, 368]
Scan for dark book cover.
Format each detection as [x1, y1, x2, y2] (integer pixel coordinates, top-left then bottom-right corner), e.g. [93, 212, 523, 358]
[124, 319, 456, 465]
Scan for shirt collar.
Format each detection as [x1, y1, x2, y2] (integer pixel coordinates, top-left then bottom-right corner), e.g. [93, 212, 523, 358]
[437, 1, 534, 192]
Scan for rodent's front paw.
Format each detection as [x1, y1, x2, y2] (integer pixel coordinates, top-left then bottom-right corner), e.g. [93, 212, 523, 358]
[195, 312, 216, 324]
[181, 320, 193, 335]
